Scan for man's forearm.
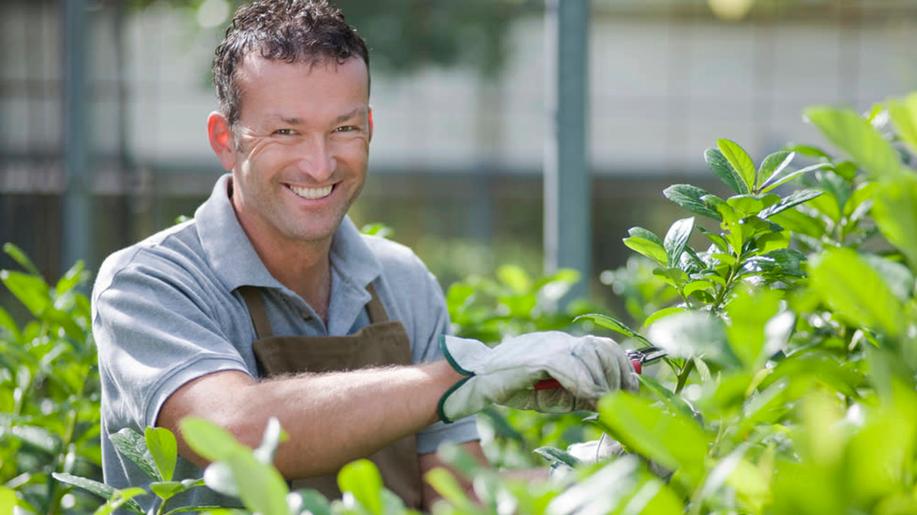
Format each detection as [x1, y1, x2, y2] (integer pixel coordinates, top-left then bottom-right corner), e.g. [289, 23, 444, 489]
[160, 360, 463, 479]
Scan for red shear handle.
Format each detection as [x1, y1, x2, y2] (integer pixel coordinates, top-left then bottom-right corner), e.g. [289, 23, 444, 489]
[534, 357, 642, 390]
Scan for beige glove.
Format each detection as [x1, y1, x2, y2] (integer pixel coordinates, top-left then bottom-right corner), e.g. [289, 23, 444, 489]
[437, 331, 639, 423]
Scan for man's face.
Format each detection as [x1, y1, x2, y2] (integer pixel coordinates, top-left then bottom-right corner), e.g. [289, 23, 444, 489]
[227, 55, 371, 247]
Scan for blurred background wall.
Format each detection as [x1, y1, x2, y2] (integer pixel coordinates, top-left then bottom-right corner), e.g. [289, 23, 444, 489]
[1, 0, 916, 303]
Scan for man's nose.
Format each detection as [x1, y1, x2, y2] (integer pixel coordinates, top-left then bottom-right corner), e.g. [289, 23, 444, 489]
[295, 135, 335, 182]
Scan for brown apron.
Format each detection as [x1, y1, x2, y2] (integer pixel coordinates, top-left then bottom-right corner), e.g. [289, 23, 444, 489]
[238, 284, 423, 509]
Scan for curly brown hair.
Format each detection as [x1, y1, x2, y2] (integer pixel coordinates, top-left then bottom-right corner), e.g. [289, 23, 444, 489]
[212, 0, 370, 126]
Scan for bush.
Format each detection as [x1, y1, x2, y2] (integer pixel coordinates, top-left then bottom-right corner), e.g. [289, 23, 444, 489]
[0, 245, 101, 513]
[3, 92, 917, 513]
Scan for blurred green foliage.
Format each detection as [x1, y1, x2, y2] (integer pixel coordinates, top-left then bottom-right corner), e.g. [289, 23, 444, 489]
[0, 244, 101, 513]
[6, 91, 917, 513]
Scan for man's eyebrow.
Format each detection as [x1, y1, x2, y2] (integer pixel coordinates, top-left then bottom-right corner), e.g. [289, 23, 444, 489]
[333, 106, 368, 124]
[265, 114, 304, 125]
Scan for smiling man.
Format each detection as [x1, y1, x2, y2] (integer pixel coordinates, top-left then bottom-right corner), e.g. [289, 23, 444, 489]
[91, 0, 637, 511]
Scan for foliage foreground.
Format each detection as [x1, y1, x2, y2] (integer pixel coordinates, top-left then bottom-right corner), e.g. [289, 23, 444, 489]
[2, 92, 917, 513]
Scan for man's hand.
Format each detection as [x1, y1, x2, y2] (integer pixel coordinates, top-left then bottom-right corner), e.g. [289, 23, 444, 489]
[437, 331, 639, 423]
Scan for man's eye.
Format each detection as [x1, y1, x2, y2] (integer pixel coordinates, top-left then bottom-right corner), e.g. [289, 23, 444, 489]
[273, 128, 296, 136]
[334, 125, 358, 133]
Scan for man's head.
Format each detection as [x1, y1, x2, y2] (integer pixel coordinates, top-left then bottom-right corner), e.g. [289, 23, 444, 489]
[212, 0, 370, 127]
[207, 0, 374, 250]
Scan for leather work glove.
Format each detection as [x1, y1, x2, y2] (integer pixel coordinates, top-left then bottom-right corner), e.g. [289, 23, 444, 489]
[437, 331, 639, 423]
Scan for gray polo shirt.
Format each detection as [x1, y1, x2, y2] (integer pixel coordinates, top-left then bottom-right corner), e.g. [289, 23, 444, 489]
[92, 174, 478, 509]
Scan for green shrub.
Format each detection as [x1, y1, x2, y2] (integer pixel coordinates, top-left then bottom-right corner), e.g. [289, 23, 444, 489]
[0, 244, 101, 513]
[5, 92, 917, 514]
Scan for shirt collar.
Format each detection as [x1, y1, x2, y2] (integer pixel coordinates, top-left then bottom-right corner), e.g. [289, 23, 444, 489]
[195, 174, 382, 296]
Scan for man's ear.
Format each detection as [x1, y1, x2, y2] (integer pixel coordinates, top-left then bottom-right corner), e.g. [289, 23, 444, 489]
[207, 111, 236, 171]
[367, 107, 374, 143]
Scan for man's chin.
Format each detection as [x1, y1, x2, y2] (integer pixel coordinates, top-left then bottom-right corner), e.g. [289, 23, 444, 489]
[283, 220, 343, 245]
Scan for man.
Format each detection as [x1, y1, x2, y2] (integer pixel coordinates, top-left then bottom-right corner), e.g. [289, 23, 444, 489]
[92, 0, 637, 511]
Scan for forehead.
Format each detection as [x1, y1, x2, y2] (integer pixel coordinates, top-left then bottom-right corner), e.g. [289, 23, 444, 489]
[233, 54, 369, 119]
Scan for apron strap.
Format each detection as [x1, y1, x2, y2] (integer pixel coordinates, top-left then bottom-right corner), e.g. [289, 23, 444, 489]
[366, 283, 389, 323]
[239, 286, 274, 338]
[241, 283, 389, 334]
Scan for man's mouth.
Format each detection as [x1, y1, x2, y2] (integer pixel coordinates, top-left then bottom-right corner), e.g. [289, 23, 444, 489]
[287, 184, 333, 200]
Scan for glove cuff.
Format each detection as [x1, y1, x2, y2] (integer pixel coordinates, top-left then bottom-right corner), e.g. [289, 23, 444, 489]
[437, 335, 477, 424]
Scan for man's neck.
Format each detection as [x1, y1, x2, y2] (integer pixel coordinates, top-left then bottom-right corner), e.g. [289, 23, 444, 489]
[237, 218, 334, 321]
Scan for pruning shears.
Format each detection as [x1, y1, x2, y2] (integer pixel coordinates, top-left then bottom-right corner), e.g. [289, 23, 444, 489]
[533, 346, 667, 390]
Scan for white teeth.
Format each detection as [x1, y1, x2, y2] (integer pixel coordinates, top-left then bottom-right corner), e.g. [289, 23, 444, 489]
[288, 184, 333, 200]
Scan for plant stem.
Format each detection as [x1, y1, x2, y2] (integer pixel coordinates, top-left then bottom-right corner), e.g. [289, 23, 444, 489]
[675, 359, 695, 394]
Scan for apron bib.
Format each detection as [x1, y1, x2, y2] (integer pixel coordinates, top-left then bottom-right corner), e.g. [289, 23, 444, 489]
[238, 284, 423, 509]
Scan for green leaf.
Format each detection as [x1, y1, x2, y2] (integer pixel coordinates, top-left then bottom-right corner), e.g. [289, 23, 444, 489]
[497, 265, 531, 294]
[697, 226, 728, 252]
[863, 254, 914, 301]
[628, 226, 664, 246]
[726, 195, 764, 218]
[13, 425, 60, 454]
[759, 189, 823, 218]
[162, 505, 225, 515]
[179, 417, 246, 462]
[435, 442, 485, 478]
[646, 311, 735, 367]
[642, 306, 687, 329]
[888, 92, 917, 155]
[872, 175, 917, 269]
[623, 237, 668, 265]
[55, 260, 87, 296]
[845, 387, 917, 506]
[757, 150, 795, 190]
[663, 217, 695, 268]
[844, 181, 878, 218]
[760, 163, 832, 193]
[637, 374, 701, 422]
[0, 486, 16, 514]
[754, 230, 791, 255]
[423, 468, 475, 512]
[717, 139, 757, 191]
[226, 451, 289, 515]
[293, 489, 332, 515]
[766, 208, 826, 238]
[0, 306, 20, 340]
[702, 194, 738, 225]
[725, 287, 781, 368]
[360, 222, 394, 239]
[683, 280, 713, 298]
[743, 249, 807, 280]
[663, 184, 722, 220]
[0, 271, 50, 317]
[574, 313, 640, 340]
[52, 473, 144, 513]
[110, 428, 161, 481]
[533, 446, 581, 468]
[3, 242, 41, 276]
[145, 426, 178, 482]
[809, 248, 904, 337]
[706, 148, 749, 194]
[338, 459, 384, 515]
[93, 488, 148, 515]
[786, 143, 831, 159]
[149, 481, 185, 500]
[805, 106, 902, 179]
[598, 392, 710, 489]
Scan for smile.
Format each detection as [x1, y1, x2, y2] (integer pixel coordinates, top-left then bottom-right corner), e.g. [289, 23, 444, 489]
[287, 184, 333, 200]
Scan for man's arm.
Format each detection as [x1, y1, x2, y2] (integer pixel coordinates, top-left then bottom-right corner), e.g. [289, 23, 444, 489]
[157, 361, 462, 478]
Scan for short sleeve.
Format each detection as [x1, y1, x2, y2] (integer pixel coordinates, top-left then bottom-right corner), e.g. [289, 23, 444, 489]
[408, 257, 480, 453]
[93, 257, 251, 432]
